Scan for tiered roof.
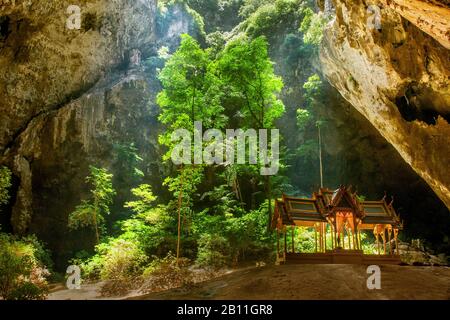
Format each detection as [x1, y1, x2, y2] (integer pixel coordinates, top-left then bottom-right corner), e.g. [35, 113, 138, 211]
[272, 186, 403, 230]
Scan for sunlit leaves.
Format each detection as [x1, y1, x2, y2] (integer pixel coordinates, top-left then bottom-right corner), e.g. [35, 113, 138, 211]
[0, 166, 12, 207]
[217, 36, 285, 129]
[300, 8, 329, 46]
[68, 167, 116, 239]
[296, 108, 311, 130]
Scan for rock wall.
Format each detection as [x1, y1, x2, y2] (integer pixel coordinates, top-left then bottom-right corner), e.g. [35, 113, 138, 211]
[0, 0, 157, 151]
[320, 0, 450, 210]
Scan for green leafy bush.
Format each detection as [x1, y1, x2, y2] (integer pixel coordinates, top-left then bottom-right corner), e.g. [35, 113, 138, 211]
[99, 239, 147, 280]
[0, 233, 51, 300]
[299, 8, 329, 46]
[77, 238, 147, 281]
[242, 0, 305, 37]
[196, 233, 231, 268]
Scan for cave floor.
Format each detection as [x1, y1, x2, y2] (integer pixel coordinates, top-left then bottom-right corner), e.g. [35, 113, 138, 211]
[49, 264, 450, 300]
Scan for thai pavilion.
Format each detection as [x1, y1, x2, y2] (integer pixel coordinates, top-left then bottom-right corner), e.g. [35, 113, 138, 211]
[271, 186, 404, 264]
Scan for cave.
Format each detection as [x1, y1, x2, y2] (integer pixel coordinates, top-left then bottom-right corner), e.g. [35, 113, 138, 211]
[0, 0, 449, 302]
[0, 15, 10, 40]
[395, 84, 450, 125]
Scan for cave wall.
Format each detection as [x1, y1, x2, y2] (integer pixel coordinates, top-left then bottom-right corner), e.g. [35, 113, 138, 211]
[320, 0, 450, 210]
[0, 0, 157, 151]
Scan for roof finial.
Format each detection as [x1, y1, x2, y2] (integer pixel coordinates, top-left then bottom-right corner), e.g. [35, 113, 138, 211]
[389, 196, 394, 207]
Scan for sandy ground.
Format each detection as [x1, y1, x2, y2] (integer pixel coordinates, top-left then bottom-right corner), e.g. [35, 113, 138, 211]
[49, 264, 450, 300]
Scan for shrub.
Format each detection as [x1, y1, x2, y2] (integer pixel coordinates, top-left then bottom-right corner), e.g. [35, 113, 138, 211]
[79, 238, 147, 281]
[196, 233, 231, 268]
[0, 233, 50, 300]
[141, 253, 193, 293]
[100, 239, 147, 280]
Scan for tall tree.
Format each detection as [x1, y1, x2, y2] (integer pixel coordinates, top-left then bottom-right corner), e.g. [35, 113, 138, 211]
[217, 36, 285, 226]
[157, 34, 226, 262]
[68, 166, 116, 244]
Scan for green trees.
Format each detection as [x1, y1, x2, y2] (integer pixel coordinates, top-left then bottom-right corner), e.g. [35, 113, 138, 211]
[217, 36, 285, 129]
[157, 34, 223, 262]
[299, 7, 329, 46]
[157, 33, 285, 258]
[217, 35, 285, 225]
[68, 166, 116, 244]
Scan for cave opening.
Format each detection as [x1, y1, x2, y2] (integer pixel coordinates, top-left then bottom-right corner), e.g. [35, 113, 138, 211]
[395, 85, 450, 125]
[0, 15, 11, 41]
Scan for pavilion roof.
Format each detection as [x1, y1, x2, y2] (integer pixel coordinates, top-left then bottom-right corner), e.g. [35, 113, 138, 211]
[271, 186, 403, 230]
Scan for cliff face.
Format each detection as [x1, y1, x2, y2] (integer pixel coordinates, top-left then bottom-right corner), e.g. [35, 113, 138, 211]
[0, 0, 157, 151]
[320, 0, 450, 210]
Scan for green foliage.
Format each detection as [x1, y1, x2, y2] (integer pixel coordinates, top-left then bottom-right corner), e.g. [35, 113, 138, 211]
[75, 186, 174, 280]
[241, 0, 305, 37]
[186, 0, 243, 33]
[360, 232, 378, 254]
[296, 108, 311, 130]
[296, 139, 319, 163]
[239, 0, 271, 19]
[0, 233, 50, 300]
[0, 166, 12, 207]
[98, 238, 148, 280]
[192, 201, 274, 265]
[113, 143, 144, 181]
[303, 73, 323, 102]
[68, 167, 116, 241]
[299, 8, 329, 46]
[158, 34, 226, 163]
[217, 35, 285, 128]
[125, 184, 158, 217]
[196, 233, 230, 268]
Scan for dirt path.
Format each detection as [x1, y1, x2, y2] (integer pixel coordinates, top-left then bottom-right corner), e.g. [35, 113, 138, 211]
[48, 264, 450, 300]
[131, 265, 450, 300]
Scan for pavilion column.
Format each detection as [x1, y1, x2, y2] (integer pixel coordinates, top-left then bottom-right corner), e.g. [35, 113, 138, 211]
[395, 229, 399, 255]
[284, 230, 287, 255]
[318, 225, 322, 252]
[291, 226, 295, 253]
[358, 231, 362, 251]
[331, 225, 335, 250]
[334, 226, 338, 250]
[314, 226, 318, 253]
[388, 229, 392, 255]
[355, 229, 360, 250]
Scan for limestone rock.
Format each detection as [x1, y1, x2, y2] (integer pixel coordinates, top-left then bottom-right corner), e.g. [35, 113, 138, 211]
[320, 0, 450, 210]
[0, 0, 157, 151]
